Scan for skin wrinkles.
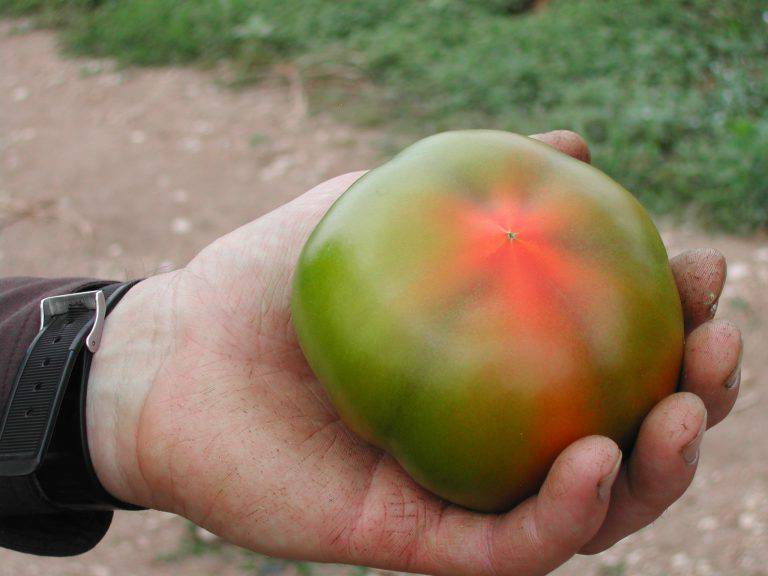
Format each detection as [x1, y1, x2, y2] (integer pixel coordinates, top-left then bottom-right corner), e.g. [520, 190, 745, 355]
[84, 133, 740, 575]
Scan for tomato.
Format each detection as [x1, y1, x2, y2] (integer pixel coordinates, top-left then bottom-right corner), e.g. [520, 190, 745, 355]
[291, 130, 683, 512]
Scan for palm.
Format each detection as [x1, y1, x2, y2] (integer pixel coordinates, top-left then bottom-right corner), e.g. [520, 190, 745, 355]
[137, 172, 444, 566]
[125, 135, 741, 576]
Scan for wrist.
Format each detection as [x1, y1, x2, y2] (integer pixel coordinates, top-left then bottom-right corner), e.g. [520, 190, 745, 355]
[86, 272, 179, 509]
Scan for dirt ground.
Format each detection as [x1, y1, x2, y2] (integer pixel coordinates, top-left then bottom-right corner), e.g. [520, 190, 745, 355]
[1, 22, 766, 576]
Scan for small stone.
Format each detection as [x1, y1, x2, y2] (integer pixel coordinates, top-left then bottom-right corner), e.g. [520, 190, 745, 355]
[260, 155, 295, 180]
[195, 526, 219, 543]
[90, 565, 111, 576]
[12, 86, 29, 102]
[738, 512, 763, 534]
[671, 552, 691, 570]
[129, 130, 147, 144]
[728, 262, 750, 281]
[697, 516, 719, 531]
[171, 217, 192, 235]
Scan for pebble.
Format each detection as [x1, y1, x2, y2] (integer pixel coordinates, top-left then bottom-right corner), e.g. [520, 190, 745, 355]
[171, 217, 192, 235]
[260, 155, 295, 180]
[195, 526, 219, 543]
[738, 512, 764, 534]
[697, 516, 719, 531]
[129, 130, 147, 144]
[728, 261, 750, 281]
[90, 565, 111, 576]
[12, 86, 29, 101]
[671, 552, 691, 571]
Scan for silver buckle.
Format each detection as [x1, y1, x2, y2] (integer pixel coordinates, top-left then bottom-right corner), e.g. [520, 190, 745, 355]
[40, 290, 106, 353]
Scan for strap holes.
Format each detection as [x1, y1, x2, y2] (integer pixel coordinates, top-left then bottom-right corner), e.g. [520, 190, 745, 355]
[24, 409, 33, 417]
[41, 358, 50, 367]
[33, 383, 42, 392]
[52, 335, 61, 343]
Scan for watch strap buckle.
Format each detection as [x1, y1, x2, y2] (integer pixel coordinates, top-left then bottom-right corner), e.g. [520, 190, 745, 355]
[40, 290, 106, 353]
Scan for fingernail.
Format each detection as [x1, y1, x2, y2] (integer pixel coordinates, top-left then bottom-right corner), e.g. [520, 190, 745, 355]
[705, 291, 719, 318]
[725, 365, 741, 389]
[681, 417, 707, 465]
[725, 346, 743, 389]
[597, 451, 623, 502]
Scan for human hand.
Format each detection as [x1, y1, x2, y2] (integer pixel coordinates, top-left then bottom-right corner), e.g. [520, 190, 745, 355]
[86, 131, 742, 575]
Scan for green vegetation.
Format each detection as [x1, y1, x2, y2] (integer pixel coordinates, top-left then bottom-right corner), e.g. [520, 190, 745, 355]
[3, 0, 766, 231]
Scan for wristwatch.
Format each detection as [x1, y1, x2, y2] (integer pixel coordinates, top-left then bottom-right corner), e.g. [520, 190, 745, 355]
[0, 281, 144, 512]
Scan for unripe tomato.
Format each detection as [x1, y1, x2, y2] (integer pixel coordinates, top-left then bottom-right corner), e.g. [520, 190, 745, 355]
[291, 131, 683, 512]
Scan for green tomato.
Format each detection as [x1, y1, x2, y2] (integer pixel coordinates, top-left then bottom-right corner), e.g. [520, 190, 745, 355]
[291, 130, 683, 512]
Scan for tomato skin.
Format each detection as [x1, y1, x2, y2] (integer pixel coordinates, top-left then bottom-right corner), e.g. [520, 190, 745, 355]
[291, 130, 683, 512]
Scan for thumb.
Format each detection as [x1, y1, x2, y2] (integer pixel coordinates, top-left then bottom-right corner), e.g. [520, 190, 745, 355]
[363, 436, 622, 576]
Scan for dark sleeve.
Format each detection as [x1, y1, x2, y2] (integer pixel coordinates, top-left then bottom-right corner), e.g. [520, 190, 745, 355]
[0, 277, 115, 556]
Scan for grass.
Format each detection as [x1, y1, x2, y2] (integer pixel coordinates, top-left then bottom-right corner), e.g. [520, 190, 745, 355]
[3, 0, 766, 232]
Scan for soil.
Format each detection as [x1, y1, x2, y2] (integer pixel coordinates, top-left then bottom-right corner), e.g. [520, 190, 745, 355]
[1, 22, 766, 576]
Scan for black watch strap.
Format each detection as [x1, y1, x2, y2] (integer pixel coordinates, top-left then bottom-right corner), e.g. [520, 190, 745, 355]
[0, 280, 142, 512]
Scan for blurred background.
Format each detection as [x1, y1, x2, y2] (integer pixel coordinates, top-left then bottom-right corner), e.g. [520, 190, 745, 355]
[0, 1, 766, 575]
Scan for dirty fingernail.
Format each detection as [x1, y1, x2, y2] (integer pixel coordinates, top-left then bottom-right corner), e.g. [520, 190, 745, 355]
[682, 418, 707, 465]
[725, 364, 742, 389]
[705, 291, 719, 318]
[725, 344, 743, 389]
[598, 451, 623, 502]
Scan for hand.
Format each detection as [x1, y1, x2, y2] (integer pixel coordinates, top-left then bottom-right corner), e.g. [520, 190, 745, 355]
[86, 131, 742, 576]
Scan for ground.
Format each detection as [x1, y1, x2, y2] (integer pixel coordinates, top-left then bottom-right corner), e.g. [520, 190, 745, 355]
[1, 22, 766, 576]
